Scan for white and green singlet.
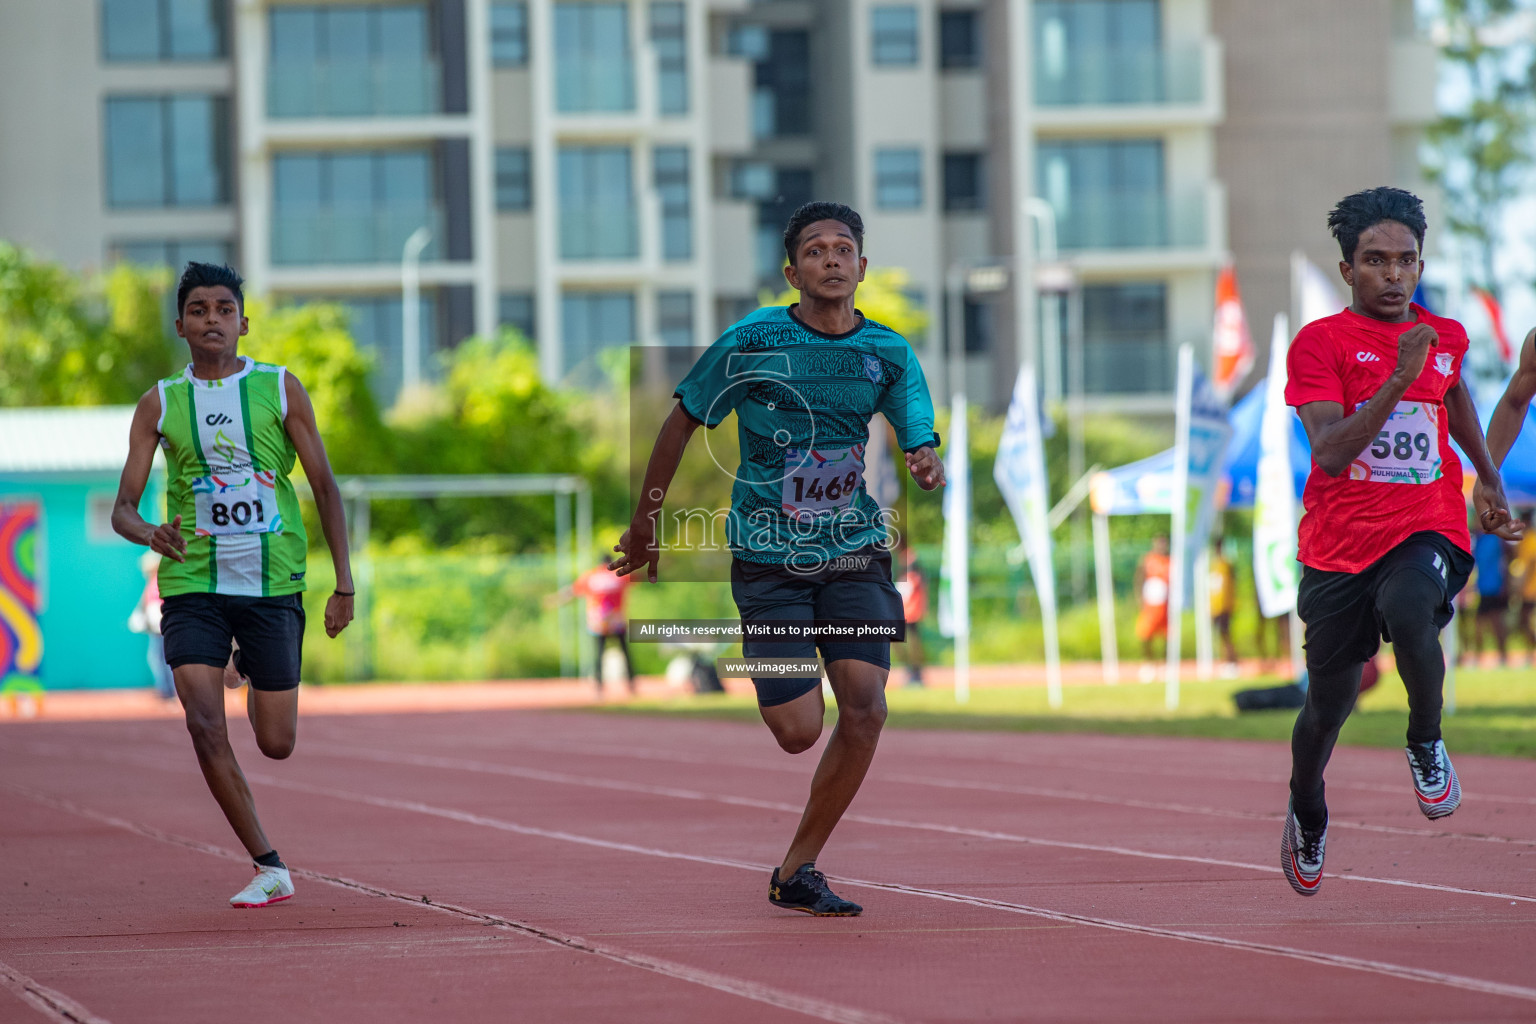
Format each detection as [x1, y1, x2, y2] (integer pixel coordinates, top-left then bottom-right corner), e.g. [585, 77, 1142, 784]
[155, 357, 308, 597]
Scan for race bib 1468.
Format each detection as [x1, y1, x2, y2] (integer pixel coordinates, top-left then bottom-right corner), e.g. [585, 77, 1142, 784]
[1348, 401, 1442, 485]
[781, 445, 865, 521]
[192, 471, 282, 536]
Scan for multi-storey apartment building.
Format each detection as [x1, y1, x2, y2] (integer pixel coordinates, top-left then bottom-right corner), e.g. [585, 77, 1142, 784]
[0, 0, 1434, 410]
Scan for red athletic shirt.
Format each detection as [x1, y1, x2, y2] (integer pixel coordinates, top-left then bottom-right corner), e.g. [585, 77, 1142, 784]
[1286, 304, 1471, 573]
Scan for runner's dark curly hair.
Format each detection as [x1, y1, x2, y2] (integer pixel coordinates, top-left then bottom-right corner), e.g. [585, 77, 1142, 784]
[782, 202, 864, 265]
[177, 262, 245, 316]
[1327, 187, 1426, 264]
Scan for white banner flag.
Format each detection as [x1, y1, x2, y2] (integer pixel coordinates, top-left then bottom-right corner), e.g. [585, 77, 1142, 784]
[1294, 251, 1345, 328]
[938, 397, 969, 640]
[994, 365, 1062, 705]
[1253, 313, 1300, 617]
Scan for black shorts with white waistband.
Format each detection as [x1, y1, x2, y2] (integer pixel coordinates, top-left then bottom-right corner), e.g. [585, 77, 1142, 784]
[161, 592, 305, 692]
[730, 546, 903, 707]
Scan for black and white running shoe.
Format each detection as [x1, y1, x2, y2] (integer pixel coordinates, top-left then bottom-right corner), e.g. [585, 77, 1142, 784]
[1281, 800, 1326, 896]
[769, 864, 862, 917]
[1406, 739, 1461, 819]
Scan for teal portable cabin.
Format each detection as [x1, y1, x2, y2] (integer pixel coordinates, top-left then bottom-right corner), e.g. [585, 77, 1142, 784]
[0, 407, 164, 691]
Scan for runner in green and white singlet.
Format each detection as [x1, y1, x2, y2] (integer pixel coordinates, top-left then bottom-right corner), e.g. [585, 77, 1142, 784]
[156, 356, 308, 598]
[113, 263, 355, 909]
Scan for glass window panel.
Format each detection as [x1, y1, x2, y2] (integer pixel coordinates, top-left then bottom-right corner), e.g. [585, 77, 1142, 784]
[943, 152, 985, 211]
[274, 153, 324, 205]
[330, 153, 377, 205]
[1080, 281, 1169, 392]
[874, 148, 923, 209]
[166, 0, 223, 58]
[491, 2, 529, 66]
[939, 9, 981, 69]
[562, 290, 635, 374]
[113, 240, 173, 266]
[324, 8, 371, 60]
[555, 3, 634, 113]
[654, 146, 691, 261]
[650, 1, 688, 115]
[377, 6, 428, 59]
[499, 292, 536, 338]
[871, 5, 919, 66]
[496, 148, 532, 210]
[270, 8, 318, 61]
[167, 95, 225, 205]
[656, 290, 693, 346]
[380, 151, 432, 202]
[105, 98, 167, 206]
[102, 0, 162, 60]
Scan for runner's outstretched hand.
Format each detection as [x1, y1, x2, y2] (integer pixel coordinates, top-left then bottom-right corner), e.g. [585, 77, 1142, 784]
[612, 518, 660, 583]
[1473, 476, 1526, 541]
[906, 446, 945, 491]
[1394, 322, 1437, 381]
[325, 592, 354, 638]
[150, 514, 187, 562]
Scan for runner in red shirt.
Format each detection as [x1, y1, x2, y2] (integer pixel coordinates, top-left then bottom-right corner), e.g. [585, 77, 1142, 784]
[1279, 187, 1522, 896]
[567, 557, 636, 696]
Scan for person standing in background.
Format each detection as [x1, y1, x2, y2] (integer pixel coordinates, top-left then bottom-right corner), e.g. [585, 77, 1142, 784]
[128, 550, 174, 700]
[1509, 516, 1536, 664]
[1209, 536, 1240, 676]
[561, 555, 636, 697]
[895, 548, 928, 687]
[1134, 535, 1171, 681]
[1471, 531, 1510, 667]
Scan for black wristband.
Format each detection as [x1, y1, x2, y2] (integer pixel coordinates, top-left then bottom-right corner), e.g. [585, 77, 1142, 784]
[333, 589, 355, 597]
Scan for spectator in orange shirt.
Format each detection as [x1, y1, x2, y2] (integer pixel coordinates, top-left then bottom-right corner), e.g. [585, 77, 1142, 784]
[1134, 535, 1171, 680]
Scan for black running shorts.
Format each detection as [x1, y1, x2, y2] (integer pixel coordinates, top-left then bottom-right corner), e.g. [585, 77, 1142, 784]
[1298, 530, 1472, 676]
[730, 546, 903, 707]
[161, 593, 305, 691]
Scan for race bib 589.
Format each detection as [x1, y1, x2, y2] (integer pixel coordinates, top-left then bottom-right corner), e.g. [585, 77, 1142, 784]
[1348, 401, 1441, 485]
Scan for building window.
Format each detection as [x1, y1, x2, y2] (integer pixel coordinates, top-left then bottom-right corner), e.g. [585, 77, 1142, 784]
[104, 95, 229, 208]
[654, 146, 691, 261]
[874, 148, 923, 209]
[756, 167, 813, 286]
[491, 2, 529, 66]
[554, 3, 634, 113]
[657, 290, 693, 346]
[939, 9, 982, 69]
[101, 0, 225, 61]
[271, 150, 437, 264]
[871, 6, 919, 66]
[1037, 138, 1163, 248]
[943, 152, 985, 212]
[268, 4, 437, 117]
[499, 292, 536, 340]
[558, 146, 637, 260]
[562, 291, 635, 373]
[963, 297, 994, 353]
[495, 148, 532, 210]
[110, 238, 232, 269]
[1082, 282, 1170, 393]
[1035, 0, 1162, 105]
[751, 30, 811, 138]
[650, 2, 688, 115]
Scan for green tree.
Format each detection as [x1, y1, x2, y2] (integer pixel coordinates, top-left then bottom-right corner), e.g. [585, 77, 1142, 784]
[0, 243, 177, 406]
[1422, 0, 1536, 297]
[241, 299, 393, 477]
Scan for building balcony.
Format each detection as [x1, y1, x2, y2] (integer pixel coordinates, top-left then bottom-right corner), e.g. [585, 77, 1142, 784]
[271, 205, 444, 267]
[1052, 182, 1226, 272]
[1033, 38, 1223, 131]
[267, 58, 442, 119]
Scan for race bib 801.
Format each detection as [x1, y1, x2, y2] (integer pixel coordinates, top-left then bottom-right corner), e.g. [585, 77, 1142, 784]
[192, 471, 281, 536]
[1348, 401, 1442, 484]
[781, 445, 865, 521]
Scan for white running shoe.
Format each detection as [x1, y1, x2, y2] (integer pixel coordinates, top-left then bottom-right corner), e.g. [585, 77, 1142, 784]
[1281, 800, 1326, 896]
[1406, 740, 1461, 819]
[230, 864, 293, 908]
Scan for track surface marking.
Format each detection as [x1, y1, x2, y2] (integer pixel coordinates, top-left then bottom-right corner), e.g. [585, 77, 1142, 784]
[5, 711, 1535, 1023]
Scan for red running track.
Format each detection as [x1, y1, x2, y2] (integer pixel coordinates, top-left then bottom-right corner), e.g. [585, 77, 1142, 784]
[3, 711, 1536, 1023]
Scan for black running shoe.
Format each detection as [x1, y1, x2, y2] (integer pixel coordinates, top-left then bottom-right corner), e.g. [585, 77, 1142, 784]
[769, 864, 862, 916]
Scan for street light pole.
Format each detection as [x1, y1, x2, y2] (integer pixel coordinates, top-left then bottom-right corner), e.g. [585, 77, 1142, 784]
[401, 226, 432, 394]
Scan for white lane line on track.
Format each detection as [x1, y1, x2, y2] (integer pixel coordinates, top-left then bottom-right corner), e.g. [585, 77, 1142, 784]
[39, 770, 1535, 1007]
[304, 743, 1536, 905]
[0, 959, 113, 1024]
[370, 731, 1536, 836]
[1, 784, 902, 1024]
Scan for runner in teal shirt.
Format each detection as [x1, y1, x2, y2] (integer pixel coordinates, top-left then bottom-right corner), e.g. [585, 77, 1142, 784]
[673, 303, 938, 567]
[616, 202, 944, 917]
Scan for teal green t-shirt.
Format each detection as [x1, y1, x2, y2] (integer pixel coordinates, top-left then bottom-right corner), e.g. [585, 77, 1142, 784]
[673, 305, 939, 566]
